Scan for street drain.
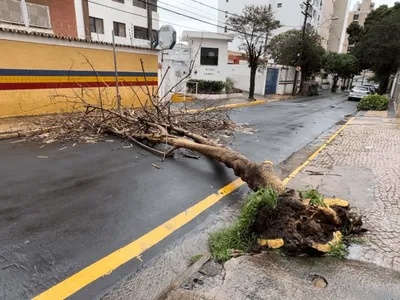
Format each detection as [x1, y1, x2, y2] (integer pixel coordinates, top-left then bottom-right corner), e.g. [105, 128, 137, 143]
[306, 274, 328, 288]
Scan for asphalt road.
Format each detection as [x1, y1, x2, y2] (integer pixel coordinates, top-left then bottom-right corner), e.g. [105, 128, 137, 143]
[0, 94, 357, 300]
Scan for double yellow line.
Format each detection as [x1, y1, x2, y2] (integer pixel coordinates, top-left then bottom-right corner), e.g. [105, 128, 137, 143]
[33, 117, 355, 300]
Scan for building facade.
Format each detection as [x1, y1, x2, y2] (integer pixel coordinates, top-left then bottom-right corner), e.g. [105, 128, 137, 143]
[0, 0, 159, 47]
[326, 0, 351, 53]
[342, 0, 375, 53]
[87, 0, 159, 47]
[0, 0, 80, 37]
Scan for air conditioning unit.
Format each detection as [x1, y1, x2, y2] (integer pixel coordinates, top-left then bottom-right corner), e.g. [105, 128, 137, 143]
[0, 0, 24, 24]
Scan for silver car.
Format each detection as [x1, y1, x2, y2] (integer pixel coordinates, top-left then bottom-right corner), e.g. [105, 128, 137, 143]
[348, 86, 371, 101]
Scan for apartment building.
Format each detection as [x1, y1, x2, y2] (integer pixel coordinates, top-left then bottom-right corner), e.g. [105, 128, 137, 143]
[326, 0, 351, 53]
[342, 0, 375, 53]
[0, 0, 159, 47]
[87, 0, 159, 47]
[218, 0, 324, 51]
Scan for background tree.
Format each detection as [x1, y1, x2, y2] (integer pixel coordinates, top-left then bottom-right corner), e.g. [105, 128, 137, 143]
[228, 5, 280, 100]
[324, 53, 359, 92]
[268, 28, 325, 94]
[346, 22, 363, 46]
[347, 2, 400, 94]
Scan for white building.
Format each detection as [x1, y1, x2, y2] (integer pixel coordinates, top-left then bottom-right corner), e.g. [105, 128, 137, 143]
[84, 0, 159, 47]
[218, 0, 324, 51]
[181, 31, 234, 82]
[160, 31, 234, 100]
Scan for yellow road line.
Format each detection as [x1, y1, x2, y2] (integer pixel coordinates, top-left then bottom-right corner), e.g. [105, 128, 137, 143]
[33, 116, 354, 300]
[282, 116, 355, 185]
[33, 179, 245, 300]
[187, 100, 267, 113]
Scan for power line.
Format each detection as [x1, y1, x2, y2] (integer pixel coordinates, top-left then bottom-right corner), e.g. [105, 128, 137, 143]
[189, 0, 236, 16]
[158, 0, 226, 24]
[136, 0, 229, 31]
[87, 0, 234, 39]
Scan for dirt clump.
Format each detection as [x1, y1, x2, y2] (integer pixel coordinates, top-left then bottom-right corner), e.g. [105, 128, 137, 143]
[252, 189, 364, 255]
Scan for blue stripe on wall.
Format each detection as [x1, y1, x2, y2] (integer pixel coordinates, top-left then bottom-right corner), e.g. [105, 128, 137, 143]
[0, 69, 158, 77]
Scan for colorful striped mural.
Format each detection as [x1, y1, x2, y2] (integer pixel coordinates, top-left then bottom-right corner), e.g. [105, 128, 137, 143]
[0, 69, 158, 91]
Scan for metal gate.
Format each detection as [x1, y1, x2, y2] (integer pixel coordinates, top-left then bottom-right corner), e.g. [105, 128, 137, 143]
[265, 68, 279, 95]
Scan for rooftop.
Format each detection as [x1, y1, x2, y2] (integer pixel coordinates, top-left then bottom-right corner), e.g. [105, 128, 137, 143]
[181, 31, 234, 42]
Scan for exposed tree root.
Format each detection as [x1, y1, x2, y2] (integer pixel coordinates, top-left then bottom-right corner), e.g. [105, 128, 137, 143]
[253, 189, 364, 255]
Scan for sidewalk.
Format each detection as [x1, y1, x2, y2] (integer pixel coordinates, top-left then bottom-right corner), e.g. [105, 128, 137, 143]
[289, 110, 400, 270]
[165, 110, 400, 300]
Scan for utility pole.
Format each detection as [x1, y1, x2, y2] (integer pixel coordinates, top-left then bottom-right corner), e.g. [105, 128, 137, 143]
[292, 0, 312, 96]
[147, 0, 153, 48]
[112, 30, 121, 113]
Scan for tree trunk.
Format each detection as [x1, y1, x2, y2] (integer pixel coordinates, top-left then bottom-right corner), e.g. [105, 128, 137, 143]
[249, 65, 257, 101]
[298, 72, 307, 95]
[162, 136, 285, 193]
[378, 75, 389, 95]
[331, 76, 338, 92]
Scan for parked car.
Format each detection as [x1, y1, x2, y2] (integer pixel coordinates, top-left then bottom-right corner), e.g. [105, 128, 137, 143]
[362, 84, 377, 94]
[348, 86, 371, 101]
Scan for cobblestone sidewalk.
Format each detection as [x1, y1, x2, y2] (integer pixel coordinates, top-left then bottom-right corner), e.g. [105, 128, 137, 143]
[289, 111, 400, 271]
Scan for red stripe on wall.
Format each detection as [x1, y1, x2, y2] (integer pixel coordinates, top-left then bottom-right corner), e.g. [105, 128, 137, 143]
[0, 81, 158, 91]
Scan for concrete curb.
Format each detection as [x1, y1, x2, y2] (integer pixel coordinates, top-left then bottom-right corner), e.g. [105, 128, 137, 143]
[186, 98, 288, 113]
[155, 252, 211, 300]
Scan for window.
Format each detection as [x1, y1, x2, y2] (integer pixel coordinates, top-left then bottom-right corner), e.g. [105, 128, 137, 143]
[200, 47, 219, 66]
[113, 21, 126, 37]
[134, 25, 157, 40]
[132, 0, 146, 9]
[224, 26, 227, 33]
[277, 3, 282, 8]
[112, 0, 124, 3]
[353, 14, 359, 20]
[89, 17, 104, 34]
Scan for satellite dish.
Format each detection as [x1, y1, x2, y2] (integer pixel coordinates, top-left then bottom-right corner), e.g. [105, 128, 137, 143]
[157, 25, 177, 50]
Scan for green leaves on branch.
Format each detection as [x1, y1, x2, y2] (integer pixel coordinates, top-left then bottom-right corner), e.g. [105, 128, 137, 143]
[268, 29, 325, 77]
[347, 3, 400, 93]
[228, 5, 281, 62]
[323, 52, 359, 79]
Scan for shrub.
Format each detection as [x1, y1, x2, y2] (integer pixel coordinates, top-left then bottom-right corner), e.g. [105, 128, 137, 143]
[225, 78, 235, 93]
[187, 80, 225, 94]
[357, 94, 388, 111]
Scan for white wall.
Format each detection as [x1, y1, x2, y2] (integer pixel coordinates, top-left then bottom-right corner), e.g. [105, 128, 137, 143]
[88, 0, 159, 47]
[188, 38, 230, 82]
[228, 64, 266, 95]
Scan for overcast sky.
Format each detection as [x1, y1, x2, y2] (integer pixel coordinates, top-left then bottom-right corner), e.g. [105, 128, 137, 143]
[158, 0, 398, 39]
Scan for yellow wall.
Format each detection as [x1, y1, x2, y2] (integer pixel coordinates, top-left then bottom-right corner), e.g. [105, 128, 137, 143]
[0, 39, 158, 118]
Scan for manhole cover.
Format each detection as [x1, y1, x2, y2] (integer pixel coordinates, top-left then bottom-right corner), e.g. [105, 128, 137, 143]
[306, 274, 328, 288]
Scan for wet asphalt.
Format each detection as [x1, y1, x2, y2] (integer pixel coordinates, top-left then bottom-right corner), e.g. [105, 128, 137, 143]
[0, 94, 357, 300]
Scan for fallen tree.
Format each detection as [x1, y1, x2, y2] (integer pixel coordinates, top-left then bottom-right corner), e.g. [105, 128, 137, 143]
[23, 58, 362, 257]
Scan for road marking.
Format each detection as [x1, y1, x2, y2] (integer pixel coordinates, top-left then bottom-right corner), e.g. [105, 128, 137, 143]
[186, 97, 290, 114]
[282, 116, 355, 185]
[33, 116, 355, 300]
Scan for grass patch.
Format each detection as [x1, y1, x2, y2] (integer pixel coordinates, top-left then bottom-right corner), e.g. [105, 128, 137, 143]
[189, 254, 203, 265]
[209, 188, 278, 262]
[300, 189, 326, 207]
[328, 241, 347, 258]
